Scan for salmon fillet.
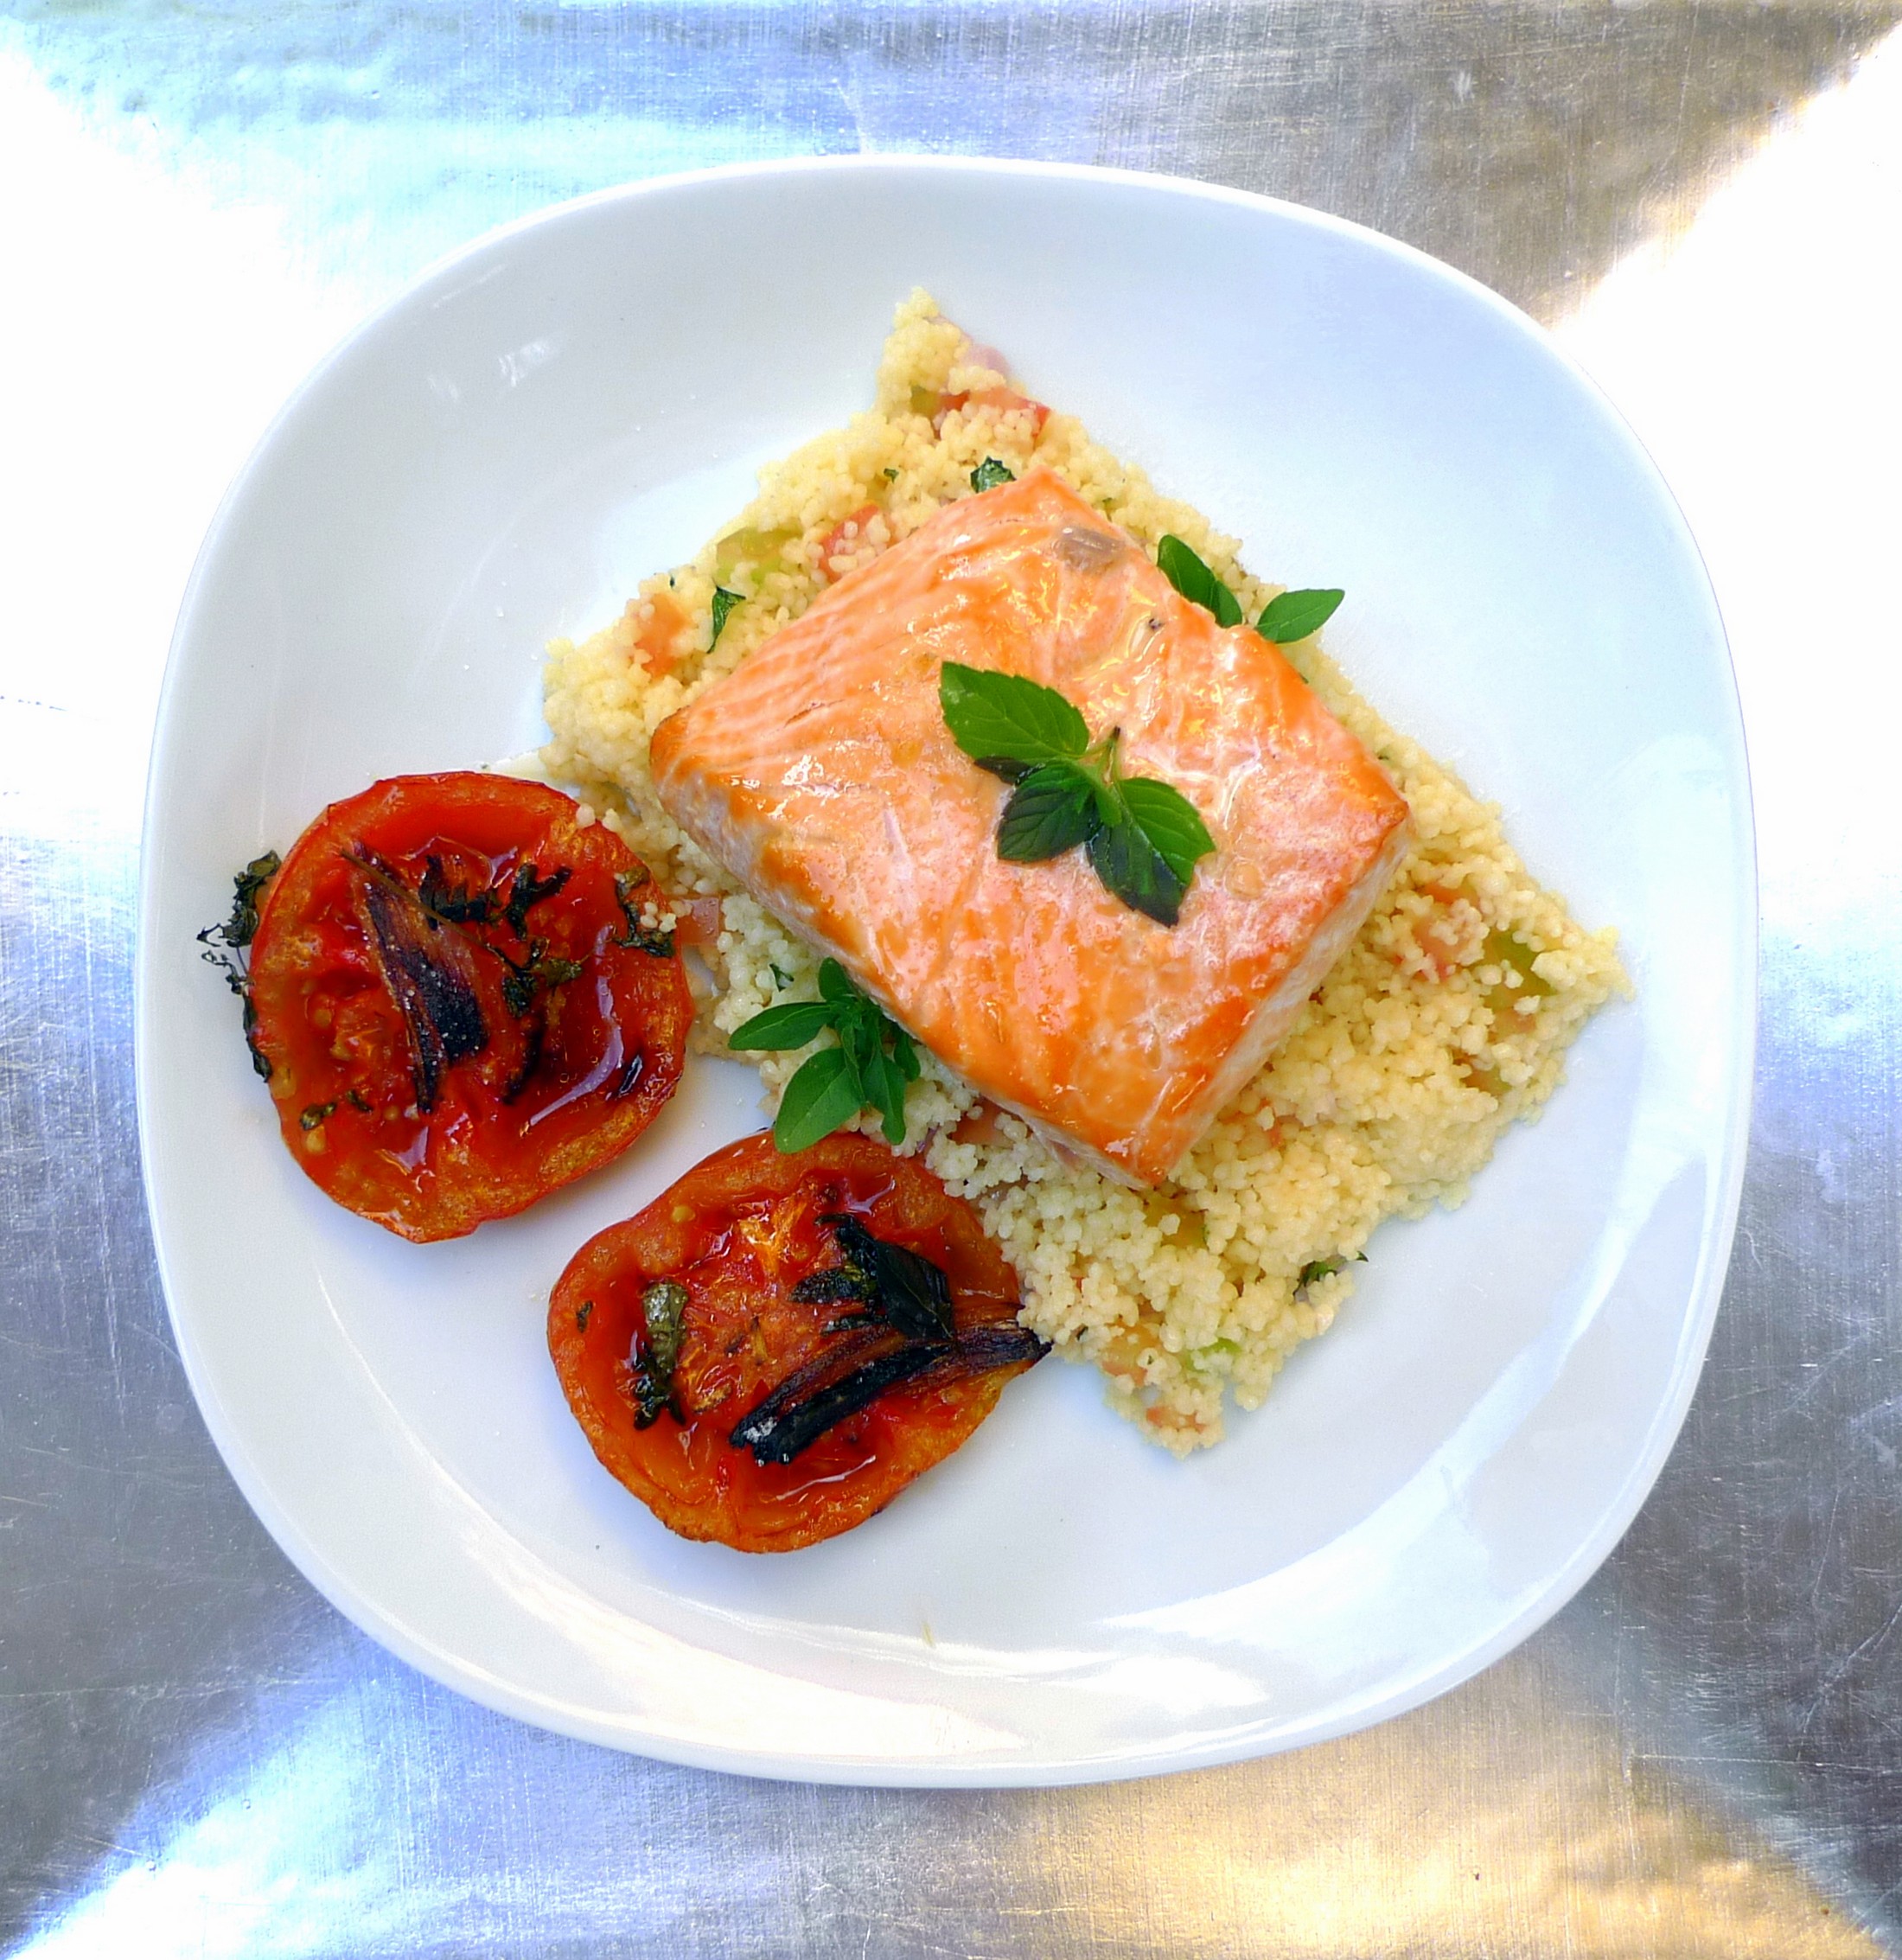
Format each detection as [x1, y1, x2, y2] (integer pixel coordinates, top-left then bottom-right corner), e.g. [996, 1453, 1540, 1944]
[650, 469, 1410, 1186]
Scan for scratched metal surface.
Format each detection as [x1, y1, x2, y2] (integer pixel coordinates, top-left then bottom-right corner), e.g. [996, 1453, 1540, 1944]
[3, 1, 1900, 1953]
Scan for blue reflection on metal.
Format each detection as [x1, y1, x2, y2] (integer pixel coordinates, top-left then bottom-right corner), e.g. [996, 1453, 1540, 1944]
[4, 1674, 695, 1958]
[1, 1, 1109, 295]
[11, 1692, 424, 1959]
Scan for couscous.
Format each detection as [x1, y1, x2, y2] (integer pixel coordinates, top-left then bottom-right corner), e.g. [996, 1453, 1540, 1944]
[539, 291, 1630, 1454]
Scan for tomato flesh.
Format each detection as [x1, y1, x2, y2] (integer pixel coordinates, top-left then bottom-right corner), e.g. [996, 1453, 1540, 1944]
[246, 772, 692, 1241]
[548, 1133, 1043, 1552]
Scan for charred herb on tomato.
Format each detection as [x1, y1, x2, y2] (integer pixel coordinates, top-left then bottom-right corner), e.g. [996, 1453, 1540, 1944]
[792, 1214, 955, 1343]
[730, 1318, 1048, 1467]
[502, 862, 571, 937]
[196, 851, 283, 1079]
[724, 1215, 1038, 1465]
[612, 868, 677, 957]
[497, 942, 586, 1019]
[351, 856, 492, 1111]
[416, 855, 497, 924]
[631, 1278, 688, 1427]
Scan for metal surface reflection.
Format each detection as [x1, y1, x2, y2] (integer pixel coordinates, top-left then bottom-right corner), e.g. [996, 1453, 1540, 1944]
[4, 2, 1902, 1953]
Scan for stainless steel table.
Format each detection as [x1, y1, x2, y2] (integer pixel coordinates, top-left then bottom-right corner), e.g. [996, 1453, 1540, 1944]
[4, 3, 1899, 1953]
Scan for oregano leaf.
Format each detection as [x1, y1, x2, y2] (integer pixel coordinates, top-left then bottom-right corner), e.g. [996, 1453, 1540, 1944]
[773, 1046, 866, 1153]
[1257, 588, 1344, 643]
[1157, 535, 1242, 628]
[726, 999, 835, 1051]
[710, 586, 744, 646]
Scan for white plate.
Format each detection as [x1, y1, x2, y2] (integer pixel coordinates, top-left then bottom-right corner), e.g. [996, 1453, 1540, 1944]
[137, 156, 1753, 1785]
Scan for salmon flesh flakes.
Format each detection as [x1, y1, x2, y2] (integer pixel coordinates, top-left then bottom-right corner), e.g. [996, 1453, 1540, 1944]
[649, 469, 1410, 1186]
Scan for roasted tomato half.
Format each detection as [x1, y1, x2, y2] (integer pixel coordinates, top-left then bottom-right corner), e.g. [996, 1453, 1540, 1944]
[242, 772, 692, 1242]
[548, 1133, 1047, 1552]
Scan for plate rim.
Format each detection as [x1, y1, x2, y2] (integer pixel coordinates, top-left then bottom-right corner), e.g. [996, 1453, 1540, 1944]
[134, 151, 1758, 1786]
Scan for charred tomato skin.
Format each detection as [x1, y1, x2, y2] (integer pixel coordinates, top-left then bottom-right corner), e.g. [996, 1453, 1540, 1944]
[548, 1133, 1036, 1553]
[246, 771, 691, 1242]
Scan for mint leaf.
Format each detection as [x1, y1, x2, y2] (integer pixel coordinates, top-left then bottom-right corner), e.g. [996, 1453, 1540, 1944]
[727, 999, 835, 1051]
[773, 1046, 866, 1152]
[1157, 535, 1242, 629]
[890, 1021, 921, 1082]
[997, 762, 1101, 862]
[1088, 819, 1188, 927]
[1121, 777, 1215, 886]
[970, 457, 1016, 492]
[1257, 588, 1344, 643]
[710, 586, 744, 646]
[940, 661, 1089, 768]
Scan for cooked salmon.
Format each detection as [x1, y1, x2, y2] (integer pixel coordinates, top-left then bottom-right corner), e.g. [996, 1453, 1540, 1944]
[650, 469, 1410, 1186]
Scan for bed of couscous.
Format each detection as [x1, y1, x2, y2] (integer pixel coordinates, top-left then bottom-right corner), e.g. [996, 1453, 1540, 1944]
[537, 291, 1629, 1454]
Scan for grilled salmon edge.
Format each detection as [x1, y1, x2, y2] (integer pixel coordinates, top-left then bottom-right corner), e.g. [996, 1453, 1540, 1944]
[645, 474, 1414, 1187]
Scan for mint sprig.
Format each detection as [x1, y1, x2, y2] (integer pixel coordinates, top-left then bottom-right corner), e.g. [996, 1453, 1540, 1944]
[728, 958, 921, 1152]
[1156, 534, 1345, 645]
[939, 662, 1216, 927]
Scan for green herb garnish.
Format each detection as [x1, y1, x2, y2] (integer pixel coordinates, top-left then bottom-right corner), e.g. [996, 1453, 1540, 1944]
[1156, 535, 1242, 628]
[298, 1089, 369, 1131]
[727, 957, 921, 1152]
[1257, 588, 1344, 643]
[710, 586, 744, 647]
[499, 942, 585, 1018]
[196, 851, 283, 1080]
[417, 855, 496, 925]
[938, 662, 1089, 778]
[220, 852, 281, 948]
[632, 1278, 688, 1427]
[939, 662, 1215, 926]
[612, 868, 676, 956]
[791, 1214, 955, 1344]
[502, 863, 570, 938]
[1297, 1253, 1368, 1290]
[1157, 535, 1346, 646]
[969, 457, 1016, 493]
[995, 763, 1101, 861]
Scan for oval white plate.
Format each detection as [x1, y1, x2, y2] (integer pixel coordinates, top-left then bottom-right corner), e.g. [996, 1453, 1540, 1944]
[137, 156, 1753, 1785]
